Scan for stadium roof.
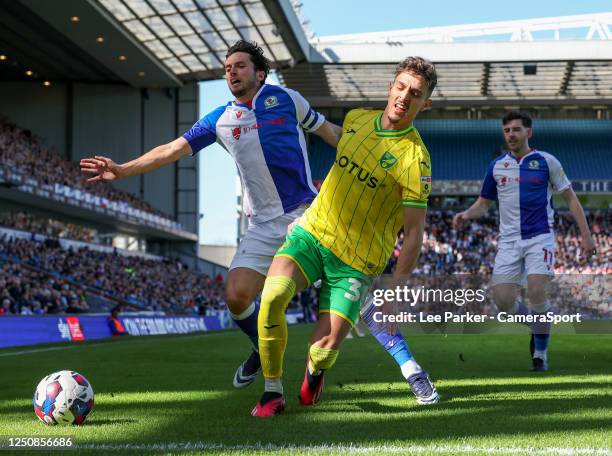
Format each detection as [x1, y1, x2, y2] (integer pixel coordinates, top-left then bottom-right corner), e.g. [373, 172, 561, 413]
[93, 0, 304, 79]
[280, 13, 612, 107]
[1, 2, 611, 106]
[0, 0, 309, 87]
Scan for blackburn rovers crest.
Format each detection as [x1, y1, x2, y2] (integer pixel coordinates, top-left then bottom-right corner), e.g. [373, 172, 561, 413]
[264, 96, 279, 109]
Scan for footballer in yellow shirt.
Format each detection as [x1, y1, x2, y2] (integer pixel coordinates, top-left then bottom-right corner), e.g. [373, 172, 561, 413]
[301, 108, 431, 277]
[252, 57, 439, 417]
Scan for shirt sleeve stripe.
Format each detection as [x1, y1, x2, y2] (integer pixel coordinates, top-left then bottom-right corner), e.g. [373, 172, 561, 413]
[402, 199, 428, 203]
[302, 108, 313, 127]
[402, 202, 427, 208]
[305, 111, 320, 130]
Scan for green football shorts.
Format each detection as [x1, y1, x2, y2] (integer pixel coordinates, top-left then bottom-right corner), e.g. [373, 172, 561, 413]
[275, 225, 372, 326]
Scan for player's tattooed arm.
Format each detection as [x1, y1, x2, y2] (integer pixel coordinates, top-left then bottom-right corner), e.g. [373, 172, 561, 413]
[80, 137, 192, 181]
[312, 120, 343, 148]
[561, 187, 596, 259]
[453, 197, 493, 229]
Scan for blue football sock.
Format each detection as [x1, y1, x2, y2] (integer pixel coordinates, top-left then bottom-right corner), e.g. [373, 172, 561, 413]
[513, 298, 530, 317]
[511, 297, 531, 327]
[531, 310, 551, 354]
[230, 302, 259, 351]
[361, 304, 414, 368]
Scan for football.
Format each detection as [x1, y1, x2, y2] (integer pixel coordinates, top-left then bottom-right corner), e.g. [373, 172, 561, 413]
[33, 371, 94, 425]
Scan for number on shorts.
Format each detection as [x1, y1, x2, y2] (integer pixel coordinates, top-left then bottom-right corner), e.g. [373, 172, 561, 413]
[344, 278, 362, 302]
[542, 247, 553, 266]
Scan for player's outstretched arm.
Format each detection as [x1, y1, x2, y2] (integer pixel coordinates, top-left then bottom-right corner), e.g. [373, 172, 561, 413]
[561, 187, 596, 259]
[80, 137, 192, 182]
[312, 120, 343, 148]
[453, 197, 493, 229]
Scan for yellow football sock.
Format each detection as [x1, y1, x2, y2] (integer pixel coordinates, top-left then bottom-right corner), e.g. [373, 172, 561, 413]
[258, 275, 296, 379]
[308, 343, 339, 374]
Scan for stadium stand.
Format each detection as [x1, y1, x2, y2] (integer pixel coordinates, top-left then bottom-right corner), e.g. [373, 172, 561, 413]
[0, 116, 174, 220]
[1, 208, 607, 317]
[0, 261, 89, 316]
[0, 211, 98, 243]
[308, 119, 612, 181]
[0, 232, 226, 316]
[387, 210, 611, 319]
[387, 210, 611, 276]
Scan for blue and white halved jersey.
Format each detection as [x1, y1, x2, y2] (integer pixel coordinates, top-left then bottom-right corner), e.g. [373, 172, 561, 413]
[480, 150, 571, 241]
[183, 84, 325, 224]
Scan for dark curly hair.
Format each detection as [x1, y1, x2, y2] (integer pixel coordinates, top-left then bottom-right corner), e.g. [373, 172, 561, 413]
[394, 56, 437, 95]
[226, 40, 271, 79]
[502, 111, 532, 128]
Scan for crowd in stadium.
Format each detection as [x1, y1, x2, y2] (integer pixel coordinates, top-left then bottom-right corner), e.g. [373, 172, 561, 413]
[0, 209, 608, 317]
[0, 211, 97, 243]
[387, 210, 611, 276]
[0, 118, 172, 220]
[554, 212, 610, 274]
[0, 234, 226, 316]
[387, 210, 610, 318]
[0, 260, 90, 316]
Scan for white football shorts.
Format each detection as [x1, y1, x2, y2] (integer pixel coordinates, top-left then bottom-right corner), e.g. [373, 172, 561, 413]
[491, 233, 555, 286]
[229, 205, 307, 276]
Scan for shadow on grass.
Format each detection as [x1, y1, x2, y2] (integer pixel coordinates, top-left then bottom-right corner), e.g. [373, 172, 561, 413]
[86, 418, 137, 426]
[2, 329, 611, 448]
[83, 378, 612, 447]
[330, 378, 611, 401]
[0, 403, 32, 414]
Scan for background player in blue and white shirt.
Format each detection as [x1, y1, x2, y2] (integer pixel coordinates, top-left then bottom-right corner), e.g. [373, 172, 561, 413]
[453, 111, 595, 371]
[81, 40, 342, 386]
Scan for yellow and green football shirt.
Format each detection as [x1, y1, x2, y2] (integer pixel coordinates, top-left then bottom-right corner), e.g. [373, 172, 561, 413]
[300, 108, 431, 276]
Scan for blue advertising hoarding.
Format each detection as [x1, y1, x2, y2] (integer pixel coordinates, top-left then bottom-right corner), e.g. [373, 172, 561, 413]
[0, 309, 306, 349]
[0, 314, 230, 349]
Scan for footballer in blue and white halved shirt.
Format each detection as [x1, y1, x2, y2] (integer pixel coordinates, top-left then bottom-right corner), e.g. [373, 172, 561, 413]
[183, 82, 323, 225]
[453, 111, 595, 372]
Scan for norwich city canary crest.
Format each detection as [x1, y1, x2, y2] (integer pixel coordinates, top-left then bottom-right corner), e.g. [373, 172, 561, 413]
[379, 151, 397, 169]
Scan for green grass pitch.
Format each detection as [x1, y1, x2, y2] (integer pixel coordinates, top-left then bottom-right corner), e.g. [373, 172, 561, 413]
[0, 324, 610, 455]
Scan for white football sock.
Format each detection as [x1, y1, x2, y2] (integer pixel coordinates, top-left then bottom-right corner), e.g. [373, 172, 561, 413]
[230, 301, 255, 320]
[264, 378, 283, 394]
[533, 349, 548, 360]
[400, 359, 422, 379]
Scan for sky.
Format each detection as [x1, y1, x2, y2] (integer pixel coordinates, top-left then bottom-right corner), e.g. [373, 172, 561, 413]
[198, 0, 610, 245]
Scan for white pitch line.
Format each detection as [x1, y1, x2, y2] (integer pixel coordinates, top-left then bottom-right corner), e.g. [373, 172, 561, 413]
[0, 331, 229, 357]
[0, 342, 113, 357]
[71, 442, 612, 455]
